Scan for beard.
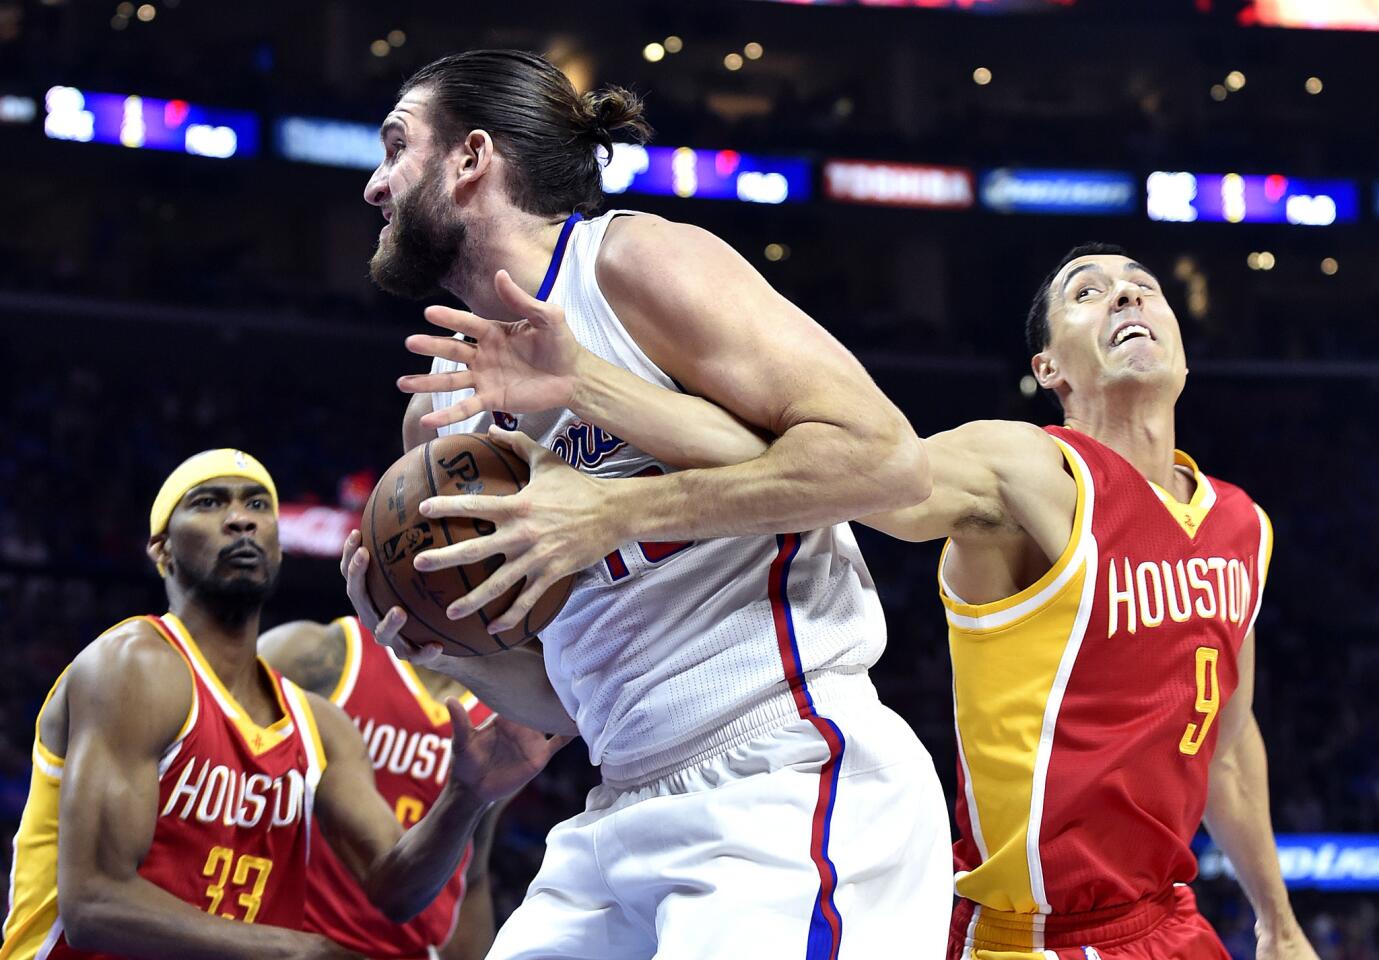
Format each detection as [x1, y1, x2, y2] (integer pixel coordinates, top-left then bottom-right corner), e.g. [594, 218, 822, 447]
[178, 547, 281, 630]
[369, 160, 468, 299]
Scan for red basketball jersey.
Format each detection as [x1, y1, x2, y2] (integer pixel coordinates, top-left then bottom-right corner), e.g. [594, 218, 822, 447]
[302, 617, 492, 958]
[28, 614, 327, 960]
[941, 428, 1272, 941]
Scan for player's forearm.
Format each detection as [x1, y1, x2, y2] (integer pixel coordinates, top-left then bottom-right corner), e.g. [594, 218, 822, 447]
[569, 350, 768, 469]
[424, 646, 577, 736]
[1203, 717, 1297, 931]
[363, 783, 488, 924]
[60, 874, 344, 960]
[599, 418, 930, 541]
[443, 871, 497, 960]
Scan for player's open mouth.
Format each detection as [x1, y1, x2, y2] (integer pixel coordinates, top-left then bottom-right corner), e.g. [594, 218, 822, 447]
[1109, 322, 1154, 348]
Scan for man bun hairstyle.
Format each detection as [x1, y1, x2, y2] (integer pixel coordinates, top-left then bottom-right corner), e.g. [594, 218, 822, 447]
[402, 49, 653, 218]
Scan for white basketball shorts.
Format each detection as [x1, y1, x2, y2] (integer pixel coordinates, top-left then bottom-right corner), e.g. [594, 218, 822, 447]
[487, 675, 952, 959]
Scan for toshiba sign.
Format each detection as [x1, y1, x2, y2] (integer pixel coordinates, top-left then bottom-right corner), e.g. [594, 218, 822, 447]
[824, 160, 975, 209]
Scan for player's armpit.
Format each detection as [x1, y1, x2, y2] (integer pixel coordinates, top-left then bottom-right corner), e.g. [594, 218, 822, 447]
[257, 620, 344, 699]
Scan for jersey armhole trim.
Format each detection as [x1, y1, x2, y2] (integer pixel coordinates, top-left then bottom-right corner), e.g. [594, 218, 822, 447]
[939, 437, 1092, 632]
[328, 617, 364, 706]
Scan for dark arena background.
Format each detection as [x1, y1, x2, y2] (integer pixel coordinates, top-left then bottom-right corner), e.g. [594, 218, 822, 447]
[2, 0, 1378, 956]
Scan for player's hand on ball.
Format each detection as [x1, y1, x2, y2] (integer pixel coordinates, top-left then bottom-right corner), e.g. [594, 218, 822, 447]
[413, 426, 620, 634]
[340, 529, 446, 668]
[398, 269, 586, 432]
[444, 697, 572, 804]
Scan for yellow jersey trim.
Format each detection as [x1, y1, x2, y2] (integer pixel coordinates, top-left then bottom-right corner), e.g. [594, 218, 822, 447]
[939, 437, 1089, 632]
[328, 616, 364, 705]
[396, 657, 457, 728]
[159, 613, 295, 757]
[1146, 449, 1217, 539]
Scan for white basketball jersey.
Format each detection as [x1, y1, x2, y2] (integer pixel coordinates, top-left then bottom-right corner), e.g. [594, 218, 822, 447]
[432, 210, 887, 782]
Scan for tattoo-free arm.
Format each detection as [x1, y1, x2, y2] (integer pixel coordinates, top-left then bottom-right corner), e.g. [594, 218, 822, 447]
[56, 626, 353, 960]
[1203, 630, 1316, 958]
[309, 693, 482, 925]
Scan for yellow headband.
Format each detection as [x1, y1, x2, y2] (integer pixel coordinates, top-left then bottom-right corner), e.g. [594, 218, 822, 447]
[149, 448, 279, 538]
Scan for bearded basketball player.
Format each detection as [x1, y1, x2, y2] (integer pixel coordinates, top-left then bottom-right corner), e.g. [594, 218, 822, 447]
[344, 48, 952, 960]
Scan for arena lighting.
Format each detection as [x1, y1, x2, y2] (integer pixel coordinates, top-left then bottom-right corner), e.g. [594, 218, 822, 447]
[823, 159, 975, 209]
[664, 35, 683, 53]
[0, 95, 37, 124]
[43, 85, 258, 158]
[1196, 835, 1379, 891]
[979, 168, 1137, 216]
[642, 42, 666, 63]
[600, 143, 810, 204]
[1305, 76, 1323, 94]
[1147, 171, 1358, 225]
[275, 115, 383, 170]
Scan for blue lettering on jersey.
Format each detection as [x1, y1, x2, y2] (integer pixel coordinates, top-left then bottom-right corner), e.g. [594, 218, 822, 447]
[551, 421, 625, 470]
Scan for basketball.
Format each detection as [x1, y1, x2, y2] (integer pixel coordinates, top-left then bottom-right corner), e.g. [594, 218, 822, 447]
[360, 433, 575, 656]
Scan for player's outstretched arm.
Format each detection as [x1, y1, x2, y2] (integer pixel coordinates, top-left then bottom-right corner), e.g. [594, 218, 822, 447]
[56, 623, 360, 960]
[311, 692, 569, 925]
[1203, 630, 1318, 960]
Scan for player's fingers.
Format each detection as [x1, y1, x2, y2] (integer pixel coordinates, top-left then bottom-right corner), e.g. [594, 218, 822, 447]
[419, 399, 487, 431]
[485, 425, 548, 465]
[494, 269, 557, 328]
[339, 528, 362, 579]
[445, 557, 534, 621]
[486, 571, 555, 635]
[444, 697, 476, 743]
[413, 530, 514, 573]
[419, 493, 519, 521]
[403, 334, 476, 366]
[373, 605, 408, 642]
[397, 369, 475, 396]
[424, 304, 492, 339]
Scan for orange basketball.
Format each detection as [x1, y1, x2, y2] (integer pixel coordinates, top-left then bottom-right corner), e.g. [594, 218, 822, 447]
[359, 433, 574, 656]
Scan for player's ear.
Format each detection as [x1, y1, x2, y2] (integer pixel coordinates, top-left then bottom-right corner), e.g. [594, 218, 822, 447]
[147, 534, 172, 578]
[452, 130, 494, 195]
[1032, 350, 1062, 392]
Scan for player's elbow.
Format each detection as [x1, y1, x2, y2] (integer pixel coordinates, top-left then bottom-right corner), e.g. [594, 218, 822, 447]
[365, 873, 426, 925]
[58, 881, 121, 951]
[865, 422, 932, 512]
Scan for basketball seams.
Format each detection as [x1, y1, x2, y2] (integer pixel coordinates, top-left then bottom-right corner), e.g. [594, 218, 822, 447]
[367, 441, 482, 657]
[363, 434, 574, 658]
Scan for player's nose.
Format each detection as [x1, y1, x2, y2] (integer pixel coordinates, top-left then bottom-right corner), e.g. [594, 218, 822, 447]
[1111, 280, 1143, 311]
[223, 508, 258, 533]
[364, 166, 389, 206]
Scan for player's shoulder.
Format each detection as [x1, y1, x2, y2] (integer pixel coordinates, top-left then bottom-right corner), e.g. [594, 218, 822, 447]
[258, 619, 349, 698]
[65, 617, 193, 743]
[1202, 471, 1269, 525]
[597, 213, 736, 292]
[938, 419, 1063, 469]
[72, 617, 186, 684]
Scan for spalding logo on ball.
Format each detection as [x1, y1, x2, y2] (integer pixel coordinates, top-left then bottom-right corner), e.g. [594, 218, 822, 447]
[360, 434, 576, 656]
